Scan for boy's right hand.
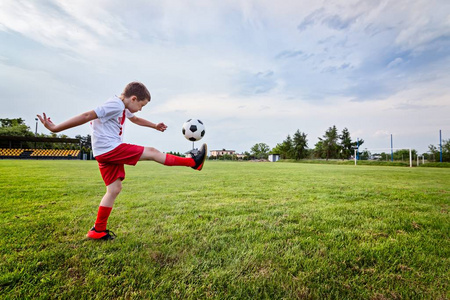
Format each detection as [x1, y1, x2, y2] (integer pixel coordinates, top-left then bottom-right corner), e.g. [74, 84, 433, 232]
[37, 113, 57, 132]
[155, 122, 168, 132]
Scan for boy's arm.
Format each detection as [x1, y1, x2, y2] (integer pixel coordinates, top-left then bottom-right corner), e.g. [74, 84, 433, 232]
[37, 110, 98, 133]
[128, 116, 167, 132]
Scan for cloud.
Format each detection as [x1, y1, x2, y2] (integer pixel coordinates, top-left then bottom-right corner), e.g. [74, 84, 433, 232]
[235, 70, 279, 95]
[297, 8, 325, 32]
[275, 50, 314, 61]
[284, 0, 450, 103]
[387, 57, 404, 68]
[374, 130, 390, 137]
[322, 14, 359, 30]
[276, 50, 304, 59]
[0, 1, 113, 53]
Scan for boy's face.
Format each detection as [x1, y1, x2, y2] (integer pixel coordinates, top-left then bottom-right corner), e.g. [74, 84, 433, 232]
[127, 96, 150, 113]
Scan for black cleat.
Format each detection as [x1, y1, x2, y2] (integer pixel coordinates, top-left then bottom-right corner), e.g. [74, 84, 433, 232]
[191, 143, 207, 171]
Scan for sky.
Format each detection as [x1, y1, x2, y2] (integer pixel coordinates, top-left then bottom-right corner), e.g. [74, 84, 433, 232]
[1, 0, 449, 155]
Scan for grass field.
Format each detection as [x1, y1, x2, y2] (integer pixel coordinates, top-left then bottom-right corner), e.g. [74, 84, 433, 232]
[0, 160, 449, 299]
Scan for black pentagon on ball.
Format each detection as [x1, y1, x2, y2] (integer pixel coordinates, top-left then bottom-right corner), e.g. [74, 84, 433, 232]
[189, 124, 198, 132]
[201, 130, 205, 137]
[182, 128, 186, 135]
[189, 137, 197, 141]
[197, 119, 203, 125]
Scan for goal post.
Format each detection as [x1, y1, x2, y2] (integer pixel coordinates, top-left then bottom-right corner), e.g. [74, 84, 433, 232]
[354, 147, 413, 167]
[417, 155, 425, 166]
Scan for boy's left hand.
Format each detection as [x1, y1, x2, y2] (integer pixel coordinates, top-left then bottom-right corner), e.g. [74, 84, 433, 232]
[37, 113, 57, 132]
[155, 122, 167, 132]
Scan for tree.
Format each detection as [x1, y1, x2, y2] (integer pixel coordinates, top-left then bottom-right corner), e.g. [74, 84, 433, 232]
[292, 130, 308, 160]
[272, 135, 293, 159]
[359, 149, 371, 160]
[271, 130, 308, 160]
[393, 149, 417, 161]
[316, 125, 339, 160]
[354, 138, 365, 160]
[250, 143, 270, 159]
[243, 151, 251, 160]
[0, 118, 34, 137]
[75, 134, 92, 149]
[166, 151, 185, 157]
[339, 128, 353, 159]
[428, 139, 450, 162]
[339, 128, 364, 160]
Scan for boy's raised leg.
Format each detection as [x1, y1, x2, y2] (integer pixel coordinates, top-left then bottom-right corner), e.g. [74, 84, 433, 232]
[139, 146, 192, 166]
[139, 144, 207, 171]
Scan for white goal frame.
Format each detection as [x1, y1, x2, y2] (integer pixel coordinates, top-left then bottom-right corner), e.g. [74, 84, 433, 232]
[417, 155, 425, 166]
[354, 147, 413, 167]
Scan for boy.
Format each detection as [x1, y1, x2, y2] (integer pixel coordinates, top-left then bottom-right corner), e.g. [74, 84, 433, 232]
[37, 81, 207, 240]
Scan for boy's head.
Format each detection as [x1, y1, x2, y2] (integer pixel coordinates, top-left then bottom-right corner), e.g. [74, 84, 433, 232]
[122, 82, 151, 102]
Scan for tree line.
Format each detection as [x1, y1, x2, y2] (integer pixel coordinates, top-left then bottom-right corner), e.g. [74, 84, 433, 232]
[249, 125, 449, 162]
[0, 118, 92, 155]
[251, 126, 364, 161]
[428, 141, 450, 162]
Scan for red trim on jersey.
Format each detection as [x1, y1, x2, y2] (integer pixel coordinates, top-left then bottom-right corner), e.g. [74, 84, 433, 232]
[119, 109, 126, 136]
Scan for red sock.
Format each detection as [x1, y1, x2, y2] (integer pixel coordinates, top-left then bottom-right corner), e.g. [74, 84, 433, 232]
[164, 154, 195, 167]
[94, 206, 112, 231]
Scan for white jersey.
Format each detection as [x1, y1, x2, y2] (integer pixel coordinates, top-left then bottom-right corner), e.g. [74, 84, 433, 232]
[91, 96, 134, 156]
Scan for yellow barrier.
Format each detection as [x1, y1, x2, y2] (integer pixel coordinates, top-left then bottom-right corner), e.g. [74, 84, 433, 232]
[0, 148, 80, 157]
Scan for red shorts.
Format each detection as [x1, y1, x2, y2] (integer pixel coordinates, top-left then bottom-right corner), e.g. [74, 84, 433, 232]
[95, 143, 145, 186]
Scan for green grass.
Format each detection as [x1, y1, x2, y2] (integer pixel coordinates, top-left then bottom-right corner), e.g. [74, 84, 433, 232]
[419, 162, 450, 168]
[281, 159, 412, 167]
[0, 160, 449, 299]
[282, 159, 450, 168]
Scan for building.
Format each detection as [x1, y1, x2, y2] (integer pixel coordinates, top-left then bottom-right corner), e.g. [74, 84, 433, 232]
[268, 154, 280, 162]
[210, 149, 236, 157]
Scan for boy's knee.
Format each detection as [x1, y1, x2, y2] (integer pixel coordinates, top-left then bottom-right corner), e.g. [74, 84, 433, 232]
[107, 180, 122, 195]
[141, 147, 159, 160]
[145, 147, 157, 154]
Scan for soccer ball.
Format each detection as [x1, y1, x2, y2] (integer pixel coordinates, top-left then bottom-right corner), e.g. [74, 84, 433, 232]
[182, 119, 205, 142]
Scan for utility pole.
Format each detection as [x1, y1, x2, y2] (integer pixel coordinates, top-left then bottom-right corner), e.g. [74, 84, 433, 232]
[35, 118, 38, 149]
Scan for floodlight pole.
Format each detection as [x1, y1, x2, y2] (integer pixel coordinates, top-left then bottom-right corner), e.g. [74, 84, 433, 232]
[35, 118, 38, 149]
[440, 129, 443, 163]
[356, 138, 359, 160]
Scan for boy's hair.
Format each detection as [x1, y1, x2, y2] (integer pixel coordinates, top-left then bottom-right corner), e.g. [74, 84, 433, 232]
[122, 82, 151, 101]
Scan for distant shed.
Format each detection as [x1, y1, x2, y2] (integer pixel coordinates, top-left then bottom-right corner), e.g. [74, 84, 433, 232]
[268, 154, 280, 162]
